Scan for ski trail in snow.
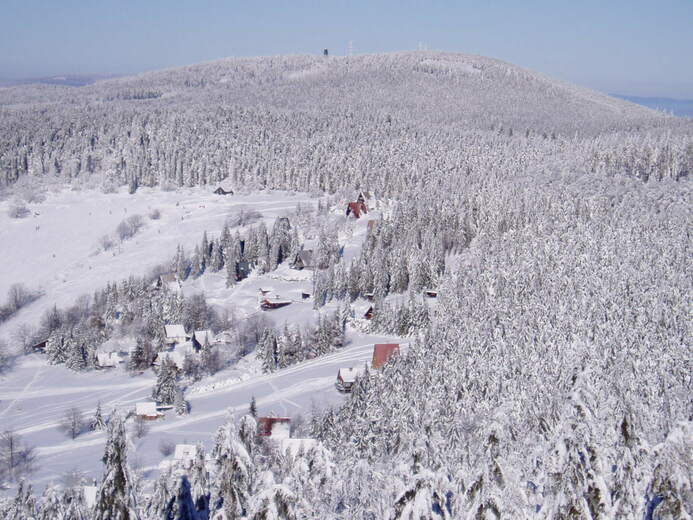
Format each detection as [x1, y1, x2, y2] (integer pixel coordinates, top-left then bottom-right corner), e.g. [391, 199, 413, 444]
[0, 363, 44, 419]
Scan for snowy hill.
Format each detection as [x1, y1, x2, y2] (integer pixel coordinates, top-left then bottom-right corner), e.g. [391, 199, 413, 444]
[0, 52, 690, 518]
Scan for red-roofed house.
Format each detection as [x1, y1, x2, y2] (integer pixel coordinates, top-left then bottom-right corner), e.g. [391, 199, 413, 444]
[257, 417, 291, 439]
[346, 201, 368, 219]
[371, 343, 400, 369]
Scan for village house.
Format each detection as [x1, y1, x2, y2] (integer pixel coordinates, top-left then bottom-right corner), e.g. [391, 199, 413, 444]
[31, 340, 47, 353]
[257, 417, 291, 439]
[96, 351, 124, 369]
[236, 260, 252, 281]
[260, 295, 292, 310]
[164, 324, 188, 346]
[290, 249, 314, 270]
[154, 272, 179, 290]
[346, 201, 368, 219]
[424, 289, 438, 298]
[213, 180, 234, 195]
[135, 402, 163, 420]
[154, 342, 196, 370]
[371, 343, 400, 369]
[192, 330, 213, 351]
[335, 367, 363, 392]
[364, 306, 374, 320]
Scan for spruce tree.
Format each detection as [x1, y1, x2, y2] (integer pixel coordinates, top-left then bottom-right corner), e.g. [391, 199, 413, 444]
[93, 413, 138, 520]
[153, 358, 179, 405]
[174, 388, 189, 416]
[91, 402, 106, 432]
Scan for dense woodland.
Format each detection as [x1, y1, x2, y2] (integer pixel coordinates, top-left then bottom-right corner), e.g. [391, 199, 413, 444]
[0, 52, 691, 518]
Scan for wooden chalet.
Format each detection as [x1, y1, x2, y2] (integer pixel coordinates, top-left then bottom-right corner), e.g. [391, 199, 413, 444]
[424, 289, 438, 298]
[291, 250, 314, 270]
[192, 330, 213, 351]
[236, 260, 252, 281]
[213, 181, 234, 195]
[257, 417, 291, 439]
[164, 324, 188, 346]
[31, 340, 47, 353]
[335, 367, 363, 392]
[260, 297, 292, 310]
[154, 343, 195, 370]
[135, 402, 163, 420]
[154, 273, 178, 289]
[371, 343, 400, 369]
[96, 351, 123, 369]
[346, 201, 368, 219]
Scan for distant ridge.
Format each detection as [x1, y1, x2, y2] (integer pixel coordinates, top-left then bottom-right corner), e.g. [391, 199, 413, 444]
[0, 74, 120, 88]
[612, 94, 693, 117]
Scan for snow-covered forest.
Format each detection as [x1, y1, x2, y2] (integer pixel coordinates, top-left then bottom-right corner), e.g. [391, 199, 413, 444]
[0, 52, 691, 518]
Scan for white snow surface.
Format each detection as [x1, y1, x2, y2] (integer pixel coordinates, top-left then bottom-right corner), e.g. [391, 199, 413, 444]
[0, 186, 402, 491]
[0, 186, 314, 344]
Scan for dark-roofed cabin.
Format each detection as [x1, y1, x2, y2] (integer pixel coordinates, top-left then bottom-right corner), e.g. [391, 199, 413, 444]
[371, 343, 400, 369]
[213, 181, 234, 195]
[31, 340, 47, 353]
[364, 306, 374, 320]
[291, 250, 314, 270]
[236, 261, 252, 281]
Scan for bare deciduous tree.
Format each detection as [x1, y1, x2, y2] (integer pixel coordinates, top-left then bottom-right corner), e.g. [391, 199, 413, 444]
[59, 407, 86, 440]
[132, 416, 149, 440]
[0, 430, 36, 483]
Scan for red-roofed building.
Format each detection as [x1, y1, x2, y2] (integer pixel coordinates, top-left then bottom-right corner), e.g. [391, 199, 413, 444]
[371, 343, 400, 369]
[346, 201, 368, 219]
[257, 417, 291, 439]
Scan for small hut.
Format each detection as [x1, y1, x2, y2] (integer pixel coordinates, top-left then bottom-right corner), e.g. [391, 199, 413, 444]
[335, 367, 363, 392]
[257, 417, 291, 439]
[135, 402, 163, 420]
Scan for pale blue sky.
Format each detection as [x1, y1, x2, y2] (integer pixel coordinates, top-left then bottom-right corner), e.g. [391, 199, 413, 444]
[1, 0, 692, 97]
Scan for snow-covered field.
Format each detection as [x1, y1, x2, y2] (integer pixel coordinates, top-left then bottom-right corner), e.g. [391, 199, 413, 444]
[0, 331, 400, 489]
[0, 186, 313, 343]
[0, 186, 396, 491]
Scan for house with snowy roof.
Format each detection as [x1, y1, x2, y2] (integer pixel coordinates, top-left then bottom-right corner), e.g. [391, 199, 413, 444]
[335, 367, 363, 392]
[346, 201, 368, 219]
[213, 180, 234, 195]
[291, 249, 314, 270]
[164, 324, 188, 345]
[257, 417, 291, 439]
[135, 402, 163, 420]
[192, 330, 213, 351]
[154, 342, 196, 370]
[96, 351, 124, 369]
